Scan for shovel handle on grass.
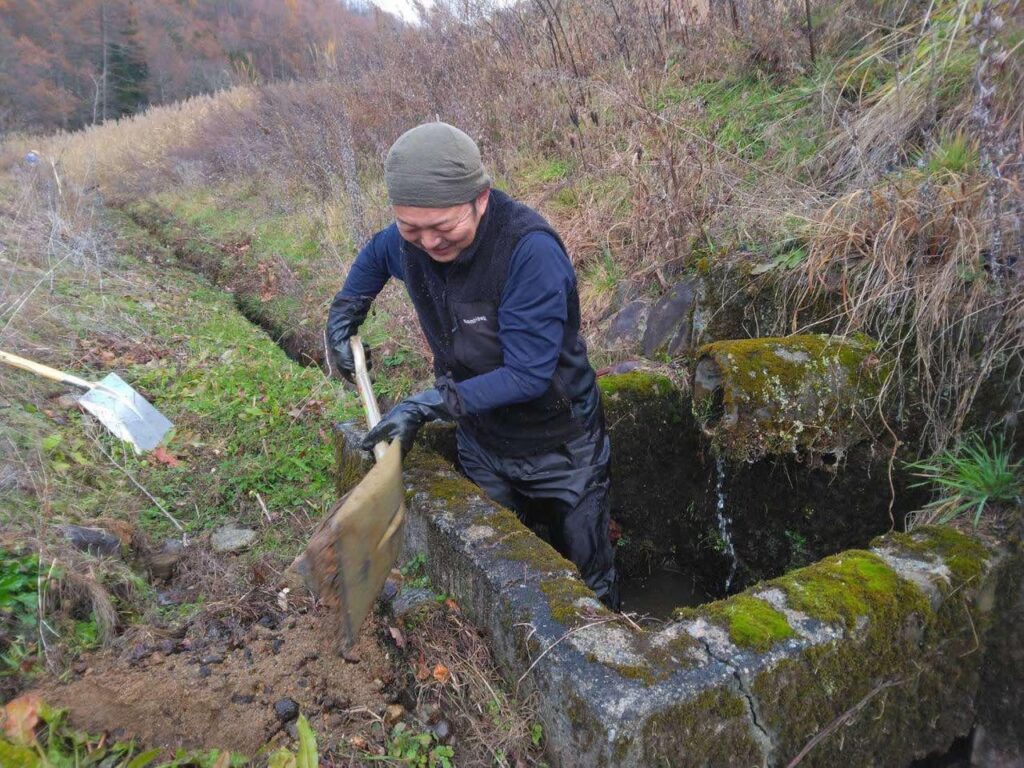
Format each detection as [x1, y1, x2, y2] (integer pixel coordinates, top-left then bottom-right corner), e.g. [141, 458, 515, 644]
[0, 350, 94, 390]
[349, 336, 388, 462]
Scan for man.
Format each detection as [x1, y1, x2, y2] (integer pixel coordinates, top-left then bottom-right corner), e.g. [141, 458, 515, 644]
[326, 122, 619, 609]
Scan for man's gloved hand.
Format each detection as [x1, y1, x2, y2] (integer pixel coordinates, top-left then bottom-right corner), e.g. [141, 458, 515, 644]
[326, 294, 373, 381]
[361, 387, 459, 455]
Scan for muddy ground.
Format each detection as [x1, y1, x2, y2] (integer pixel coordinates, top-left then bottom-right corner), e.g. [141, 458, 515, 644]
[35, 608, 390, 757]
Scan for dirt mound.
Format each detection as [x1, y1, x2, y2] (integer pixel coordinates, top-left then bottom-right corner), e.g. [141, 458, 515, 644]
[34, 610, 390, 757]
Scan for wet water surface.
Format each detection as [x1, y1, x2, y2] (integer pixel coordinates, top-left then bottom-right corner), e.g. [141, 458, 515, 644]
[619, 567, 711, 619]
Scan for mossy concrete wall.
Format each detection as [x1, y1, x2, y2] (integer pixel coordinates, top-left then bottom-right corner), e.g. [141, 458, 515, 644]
[383, 426, 1003, 766]
[597, 370, 921, 591]
[692, 334, 886, 461]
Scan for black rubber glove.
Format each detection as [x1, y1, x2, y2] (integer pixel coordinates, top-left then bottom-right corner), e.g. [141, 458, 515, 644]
[361, 388, 457, 455]
[326, 293, 373, 380]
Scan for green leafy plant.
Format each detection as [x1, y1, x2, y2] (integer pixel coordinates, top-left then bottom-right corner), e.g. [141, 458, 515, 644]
[1, 552, 40, 634]
[268, 714, 318, 768]
[530, 722, 544, 748]
[400, 553, 430, 589]
[907, 434, 1022, 527]
[386, 723, 453, 768]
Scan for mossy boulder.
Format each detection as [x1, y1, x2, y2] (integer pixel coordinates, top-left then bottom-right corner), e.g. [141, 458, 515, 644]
[692, 333, 886, 460]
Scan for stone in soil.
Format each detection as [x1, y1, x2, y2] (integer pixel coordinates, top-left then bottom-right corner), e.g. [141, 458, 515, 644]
[60, 525, 121, 557]
[274, 697, 300, 723]
[32, 613, 388, 756]
[602, 299, 650, 350]
[641, 280, 697, 357]
[389, 586, 436, 619]
[147, 539, 185, 580]
[211, 526, 257, 553]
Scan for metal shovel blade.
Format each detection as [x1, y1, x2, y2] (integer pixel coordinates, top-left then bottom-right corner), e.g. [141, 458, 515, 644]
[78, 372, 173, 452]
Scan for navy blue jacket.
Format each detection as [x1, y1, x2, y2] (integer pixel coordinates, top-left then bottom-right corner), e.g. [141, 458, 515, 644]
[341, 192, 597, 453]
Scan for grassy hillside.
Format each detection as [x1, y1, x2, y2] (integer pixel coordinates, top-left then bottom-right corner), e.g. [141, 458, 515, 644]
[0, 0, 1020, 762]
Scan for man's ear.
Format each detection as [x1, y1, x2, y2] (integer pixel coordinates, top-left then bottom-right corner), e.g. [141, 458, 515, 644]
[475, 187, 491, 215]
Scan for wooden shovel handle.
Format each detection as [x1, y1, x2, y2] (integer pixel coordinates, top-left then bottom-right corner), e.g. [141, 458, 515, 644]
[0, 350, 94, 390]
[350, 336, 388, 462]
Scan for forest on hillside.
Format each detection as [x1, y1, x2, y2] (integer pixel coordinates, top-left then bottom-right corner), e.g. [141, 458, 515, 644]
[0, 0, 385, 132]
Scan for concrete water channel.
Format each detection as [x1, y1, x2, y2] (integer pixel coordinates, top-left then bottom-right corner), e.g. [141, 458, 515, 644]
[335, 362, 1017, 767]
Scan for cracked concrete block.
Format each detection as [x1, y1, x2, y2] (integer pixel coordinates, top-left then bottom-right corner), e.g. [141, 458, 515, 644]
[334, 411, 1002, 767]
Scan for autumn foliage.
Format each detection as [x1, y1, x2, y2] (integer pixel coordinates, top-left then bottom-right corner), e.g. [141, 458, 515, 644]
[0, 0, 380, 133]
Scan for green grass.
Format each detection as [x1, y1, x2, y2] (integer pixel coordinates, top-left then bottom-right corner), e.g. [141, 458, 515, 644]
[686, 74, 827, 169]
[2, 210, 363, 557]
[907, 434, 1022, 527]
[519, 156, 573, 188]
[0, 696, 246, 767]
[925, 132, 978, 175]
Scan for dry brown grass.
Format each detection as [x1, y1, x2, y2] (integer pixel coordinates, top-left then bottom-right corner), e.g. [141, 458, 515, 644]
[400, 601, 544, 767]
[793, 168, 1023, 450]
[2, 0, 1018, 452]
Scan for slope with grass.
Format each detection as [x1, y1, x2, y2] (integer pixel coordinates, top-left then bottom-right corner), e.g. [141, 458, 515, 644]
[0, 171, 545, 765]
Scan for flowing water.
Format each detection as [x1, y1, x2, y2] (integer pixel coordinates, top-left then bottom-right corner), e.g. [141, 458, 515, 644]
[714, 455, 739, 593]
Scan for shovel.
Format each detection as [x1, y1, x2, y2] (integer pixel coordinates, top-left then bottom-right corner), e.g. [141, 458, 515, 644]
[0, 350, 173, 453]
[290, 336, 406, 653]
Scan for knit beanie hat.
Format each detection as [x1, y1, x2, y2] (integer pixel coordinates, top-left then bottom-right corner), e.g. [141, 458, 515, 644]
[384, 122, 491, 207]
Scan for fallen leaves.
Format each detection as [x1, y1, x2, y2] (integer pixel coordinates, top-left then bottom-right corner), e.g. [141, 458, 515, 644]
[388, 625, 406, 649]
[151, 445, 181, 467]
[2, 693, 41, 745]
[432, 663, 451, 685]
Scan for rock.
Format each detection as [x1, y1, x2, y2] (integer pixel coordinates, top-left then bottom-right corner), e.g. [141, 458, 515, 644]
[56, 394, 80, 411]
[148, 542, 184, 580]
[200, 653, 224, 665]
[271, 636, 284, 654]
[381, 577, 400, 601]
[389, 587, 436, 620]
[211, 526, 257, 553]
[273, 697, 300, 723]
[384, 704, 405, 724]
[257, 613, 279, 629]
[198, 665, 211, 678]
[602, 299, 650, 351]
[641, 280, 697, 358]
[231, 694, 255, 705]
[285, 721, 299, 740]
[59, 525, 121, 557]
[431, 719, 451, 741]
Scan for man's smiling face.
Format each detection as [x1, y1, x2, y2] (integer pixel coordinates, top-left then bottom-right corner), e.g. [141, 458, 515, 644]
[393, 189, 490, 263]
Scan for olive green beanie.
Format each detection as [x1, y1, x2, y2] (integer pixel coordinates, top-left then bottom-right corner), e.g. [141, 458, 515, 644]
[384, 122, 491, 207]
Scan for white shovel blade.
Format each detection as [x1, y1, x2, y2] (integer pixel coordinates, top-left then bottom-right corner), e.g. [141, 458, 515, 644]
[78, 372, 172, 453]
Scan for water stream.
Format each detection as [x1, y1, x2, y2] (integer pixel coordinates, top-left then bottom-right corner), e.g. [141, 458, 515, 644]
[714, 455, 738, 593]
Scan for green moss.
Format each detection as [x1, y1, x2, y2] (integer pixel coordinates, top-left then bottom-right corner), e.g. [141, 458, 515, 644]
[641, 687, 762, 765]
[694, 333, 886, 459]
[598, 371, 676, 399]
[772, 550, 929, 629]
[749, 538, 984, 764]
[609, 663, 657, 685]
[540, 578, 596, 626]
[878, 525, 990, 584]
[703, 593, 796, 651]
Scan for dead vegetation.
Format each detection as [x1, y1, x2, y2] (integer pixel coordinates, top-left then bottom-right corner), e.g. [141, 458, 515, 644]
[18, 0, 1010, 454]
